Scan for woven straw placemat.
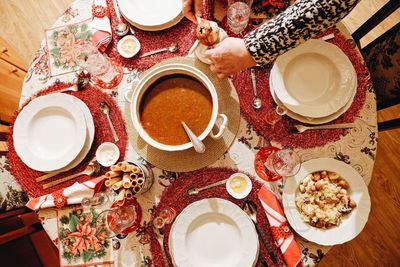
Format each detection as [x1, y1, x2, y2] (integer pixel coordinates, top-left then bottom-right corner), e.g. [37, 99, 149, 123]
[124, 57, 240, 172]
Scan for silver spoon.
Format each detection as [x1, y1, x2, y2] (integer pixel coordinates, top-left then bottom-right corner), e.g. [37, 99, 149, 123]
[111, 0, 129, 36]
[187, 179, 228, 196]
[250, 68, 262, 109]
[100, 102, 119, 142]
[140, 43, 178, 58]
[181, 122, 205, 153]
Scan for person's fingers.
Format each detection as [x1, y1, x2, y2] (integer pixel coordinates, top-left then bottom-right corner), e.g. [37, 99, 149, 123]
[217, 72, 227, 79]
[194, 0, 203, 17]
[182, 0, 197, 23]
[210, 63, 218, 73]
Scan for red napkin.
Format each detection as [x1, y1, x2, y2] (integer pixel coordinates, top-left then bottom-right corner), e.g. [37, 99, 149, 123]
[26, 176, 105, 210]
[258, 186, 302, 267]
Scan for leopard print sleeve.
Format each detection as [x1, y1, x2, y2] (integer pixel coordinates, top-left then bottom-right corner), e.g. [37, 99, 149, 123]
[244, 0, 360, 65]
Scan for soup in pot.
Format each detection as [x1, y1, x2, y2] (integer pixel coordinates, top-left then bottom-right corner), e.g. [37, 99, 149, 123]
[140, 74, 213, 146]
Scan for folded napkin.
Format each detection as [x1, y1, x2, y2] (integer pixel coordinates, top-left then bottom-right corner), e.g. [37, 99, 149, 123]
[90, 0, 112, 52]
[258, 186, 302, 267]
[26, 176, 105, 210]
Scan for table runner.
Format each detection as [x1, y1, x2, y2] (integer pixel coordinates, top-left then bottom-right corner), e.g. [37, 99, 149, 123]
[16, 0, 378, 266]
[8, 82, 128, 198]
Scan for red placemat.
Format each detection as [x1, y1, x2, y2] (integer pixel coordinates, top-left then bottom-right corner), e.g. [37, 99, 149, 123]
[148, 167, 285, 267]
[231, 27, 370, 149]
[7, 82, 128, 198]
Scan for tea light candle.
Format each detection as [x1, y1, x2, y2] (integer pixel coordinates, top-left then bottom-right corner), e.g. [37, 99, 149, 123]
[117, 35, 140, 58]
[226, 173, 252, 199]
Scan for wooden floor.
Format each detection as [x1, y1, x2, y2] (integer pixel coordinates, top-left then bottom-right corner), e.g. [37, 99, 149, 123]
[0, 0, 399, 266]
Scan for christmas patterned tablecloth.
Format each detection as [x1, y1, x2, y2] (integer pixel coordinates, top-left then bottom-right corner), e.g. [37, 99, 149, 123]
[15, 0, 378, 266]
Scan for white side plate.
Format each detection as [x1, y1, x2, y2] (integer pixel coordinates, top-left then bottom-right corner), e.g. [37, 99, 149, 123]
[282, 158, 371, 246]
[13, 93, 87, 172]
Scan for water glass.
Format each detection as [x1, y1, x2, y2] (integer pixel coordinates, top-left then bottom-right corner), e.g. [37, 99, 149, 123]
[153, 207, 177, 229]
[84, 50, 117, 83]
[81, 192, 111, 212]
[265, 105, 287, 125]
[227, 0, 253, 34]
[264, 148, 301, 177]
[96, 206, 136, 238]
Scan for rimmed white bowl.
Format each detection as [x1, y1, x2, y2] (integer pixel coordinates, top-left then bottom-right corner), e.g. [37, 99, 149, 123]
[13, 93, 87, 172]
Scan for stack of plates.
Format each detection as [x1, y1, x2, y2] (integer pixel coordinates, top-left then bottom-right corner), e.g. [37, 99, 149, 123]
[269, 39, 357, 124]
[169, 198, 259, 267]
[13, 93, 95, 172]
[117, 0, 183, 31]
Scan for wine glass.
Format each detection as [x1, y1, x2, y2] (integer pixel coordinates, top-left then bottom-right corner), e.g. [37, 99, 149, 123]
[81, 192, 111, 213]
[96, 206, 136, 238]
[264, 148, 301, 177]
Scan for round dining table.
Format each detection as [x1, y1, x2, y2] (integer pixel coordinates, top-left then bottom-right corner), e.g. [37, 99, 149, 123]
[15, 0, 378, 266]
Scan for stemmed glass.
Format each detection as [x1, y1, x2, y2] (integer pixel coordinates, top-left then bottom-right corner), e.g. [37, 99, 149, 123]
[153, 207, 177, 229]
[264, 148, 301, 178]
[96, 206, 136, 238]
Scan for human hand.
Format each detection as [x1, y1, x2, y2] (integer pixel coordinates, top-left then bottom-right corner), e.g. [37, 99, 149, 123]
[205, 37, 257, 79]
[182, 0, 203, 23]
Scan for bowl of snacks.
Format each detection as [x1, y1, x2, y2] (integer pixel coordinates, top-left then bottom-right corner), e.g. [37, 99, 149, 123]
[117, 35, 141, 58]
[104, 161, 153, 206]
[226, 172, 252, 199]
[282, 158, 371, 246]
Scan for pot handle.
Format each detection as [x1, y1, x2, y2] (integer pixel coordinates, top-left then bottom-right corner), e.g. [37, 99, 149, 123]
[209, 114, 228, 139]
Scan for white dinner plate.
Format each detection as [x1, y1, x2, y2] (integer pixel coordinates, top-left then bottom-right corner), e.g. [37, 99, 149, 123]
[13, 93, 87, 172]
[282, 158, 371, 246]
[118, 0, 183, 31]
[269, 65, 358, 124]
[272, 39, 356, 118]
[169, 198, 259, 267]
[55, 96, 95, 172]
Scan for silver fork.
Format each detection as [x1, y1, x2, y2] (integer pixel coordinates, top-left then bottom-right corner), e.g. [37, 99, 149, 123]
[153, 227, 170, 267]
[243, 200, 279, 265]
[294, 122, 357, 133]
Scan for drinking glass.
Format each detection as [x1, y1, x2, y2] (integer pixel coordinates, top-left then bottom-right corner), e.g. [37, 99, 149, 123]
[84, 49, 117, 83]
[264, 148, 301, 177]
[96, 206, 136, 238]
[265, 105, 287, 125]
[153, 207, 177, 229]
[227, 0, 253, 34]
[81, 192, 111, 212]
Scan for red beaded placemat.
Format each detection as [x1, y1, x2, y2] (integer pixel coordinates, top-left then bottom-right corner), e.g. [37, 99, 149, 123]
[231, 27, 370, 149]
[7, 82, 128, 198]
[148, 167, 285, 267]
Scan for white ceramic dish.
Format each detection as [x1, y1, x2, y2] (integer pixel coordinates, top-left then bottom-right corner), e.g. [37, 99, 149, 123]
[96, 142, 120, 167]
[269, 65, 358, 125]
[55, 96, 95, 172]
[13, 93, 87, 172]
[125, 62, 228, 152]
[272, 39, 356, 118]
[169, 198, 259, 267]
[118, 0, 183, 31]
[117, 35, 141, 58]
[226, 173, 252, 199]
[282, 158, 371, 246]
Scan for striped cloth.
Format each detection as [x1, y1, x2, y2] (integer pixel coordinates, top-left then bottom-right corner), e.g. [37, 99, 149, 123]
[258, 186, 302, 267]
[90, 0, 112, 52]
[26, 176, 105, 210]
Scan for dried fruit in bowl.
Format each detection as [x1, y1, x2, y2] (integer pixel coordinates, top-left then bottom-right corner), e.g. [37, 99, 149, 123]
[196, 19, 221, 47]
